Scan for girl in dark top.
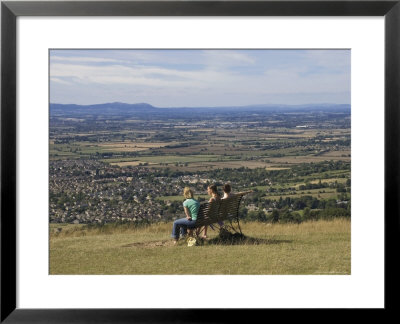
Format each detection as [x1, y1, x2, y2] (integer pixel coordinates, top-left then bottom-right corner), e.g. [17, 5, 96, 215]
[222, 183, 233, 199]
[202, 184, 221, 239]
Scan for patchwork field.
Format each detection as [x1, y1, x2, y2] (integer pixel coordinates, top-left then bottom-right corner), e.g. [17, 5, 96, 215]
[50, 110, 351, 171]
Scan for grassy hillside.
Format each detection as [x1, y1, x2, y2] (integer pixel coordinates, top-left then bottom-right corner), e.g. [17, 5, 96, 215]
[50, 219, 350, 275]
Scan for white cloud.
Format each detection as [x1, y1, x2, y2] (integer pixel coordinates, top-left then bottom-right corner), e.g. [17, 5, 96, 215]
[50, 60, 349, 96]
[201, 50, 255, 69]
[303, 50, 351, 70]
[50, 77, 72, 85]
[50, 56, 126, 64]
[50, 62, 230, 89]
[50, 50, 350, 106]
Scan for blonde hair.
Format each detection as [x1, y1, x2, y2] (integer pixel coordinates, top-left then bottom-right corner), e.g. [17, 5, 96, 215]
[183, 187, 194, 199]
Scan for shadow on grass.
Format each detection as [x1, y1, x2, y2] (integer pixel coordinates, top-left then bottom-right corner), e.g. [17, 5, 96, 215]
[121, 231, 292, 248]
[205, 232, 292, 246]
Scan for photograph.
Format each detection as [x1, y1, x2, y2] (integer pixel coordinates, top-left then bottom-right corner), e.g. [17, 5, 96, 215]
[2, 0, 398, 320]
[49, 49, 351, 275]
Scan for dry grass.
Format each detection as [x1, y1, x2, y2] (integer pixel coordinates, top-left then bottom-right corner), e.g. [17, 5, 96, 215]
[50, 219, 351, 275]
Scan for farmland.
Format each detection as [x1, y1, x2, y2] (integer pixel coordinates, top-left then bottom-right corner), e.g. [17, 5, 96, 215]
[49, 103, 350, 225]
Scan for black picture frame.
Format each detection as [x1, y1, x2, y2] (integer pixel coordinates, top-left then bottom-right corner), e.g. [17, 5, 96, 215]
[1, 0, 399, 322]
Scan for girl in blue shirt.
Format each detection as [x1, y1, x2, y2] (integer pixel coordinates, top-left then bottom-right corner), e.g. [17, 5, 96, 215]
[171, 187, 200, 245]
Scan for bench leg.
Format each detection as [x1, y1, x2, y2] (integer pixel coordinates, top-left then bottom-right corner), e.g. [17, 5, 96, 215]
[195, 227, 205, 237]
[219, 218, 243, 236]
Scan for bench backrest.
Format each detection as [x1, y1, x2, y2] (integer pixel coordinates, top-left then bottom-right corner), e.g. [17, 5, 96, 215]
[195, 201, 220, 227]
[195, 191, 251, 227]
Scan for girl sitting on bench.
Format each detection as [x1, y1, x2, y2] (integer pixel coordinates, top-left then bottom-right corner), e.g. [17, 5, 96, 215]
[202, 184, 221, 239]
[171, 187, 200, 245]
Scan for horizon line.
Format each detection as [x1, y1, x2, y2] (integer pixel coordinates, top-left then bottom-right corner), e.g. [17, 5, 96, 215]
[50, 102, 351, 109]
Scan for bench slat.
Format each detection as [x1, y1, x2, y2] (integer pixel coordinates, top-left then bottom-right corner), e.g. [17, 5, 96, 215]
[193, 192, 251, 228]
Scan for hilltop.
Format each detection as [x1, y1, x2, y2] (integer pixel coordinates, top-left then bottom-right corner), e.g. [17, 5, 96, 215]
[50, 219, 351, 275]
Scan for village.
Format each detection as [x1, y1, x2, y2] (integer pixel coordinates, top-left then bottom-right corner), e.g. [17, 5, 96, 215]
[49, 157, 351, 225]
[49, 159, 221, 224]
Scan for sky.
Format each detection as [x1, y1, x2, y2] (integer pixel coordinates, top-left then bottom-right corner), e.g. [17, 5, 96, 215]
[50, 49, 350, 107]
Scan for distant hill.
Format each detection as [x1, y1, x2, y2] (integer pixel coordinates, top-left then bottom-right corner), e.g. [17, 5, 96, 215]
[50, 102, 351, 119]
[50, 102, 157, 112]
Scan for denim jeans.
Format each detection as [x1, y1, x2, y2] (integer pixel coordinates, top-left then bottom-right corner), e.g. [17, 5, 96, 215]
[171, 217, 196, 240]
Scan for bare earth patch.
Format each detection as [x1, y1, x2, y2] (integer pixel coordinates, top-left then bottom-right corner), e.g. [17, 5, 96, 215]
[122, 240, 174, 248]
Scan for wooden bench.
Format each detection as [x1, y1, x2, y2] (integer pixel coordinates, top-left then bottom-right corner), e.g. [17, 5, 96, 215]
[190, 191, 253, 237]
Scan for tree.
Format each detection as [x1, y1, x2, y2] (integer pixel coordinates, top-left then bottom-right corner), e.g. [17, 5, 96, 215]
[247, 210, 267, 222]
[271, 209, 279, 223]
[291, 212, 302, 224]
[303, 207, 311, 220]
